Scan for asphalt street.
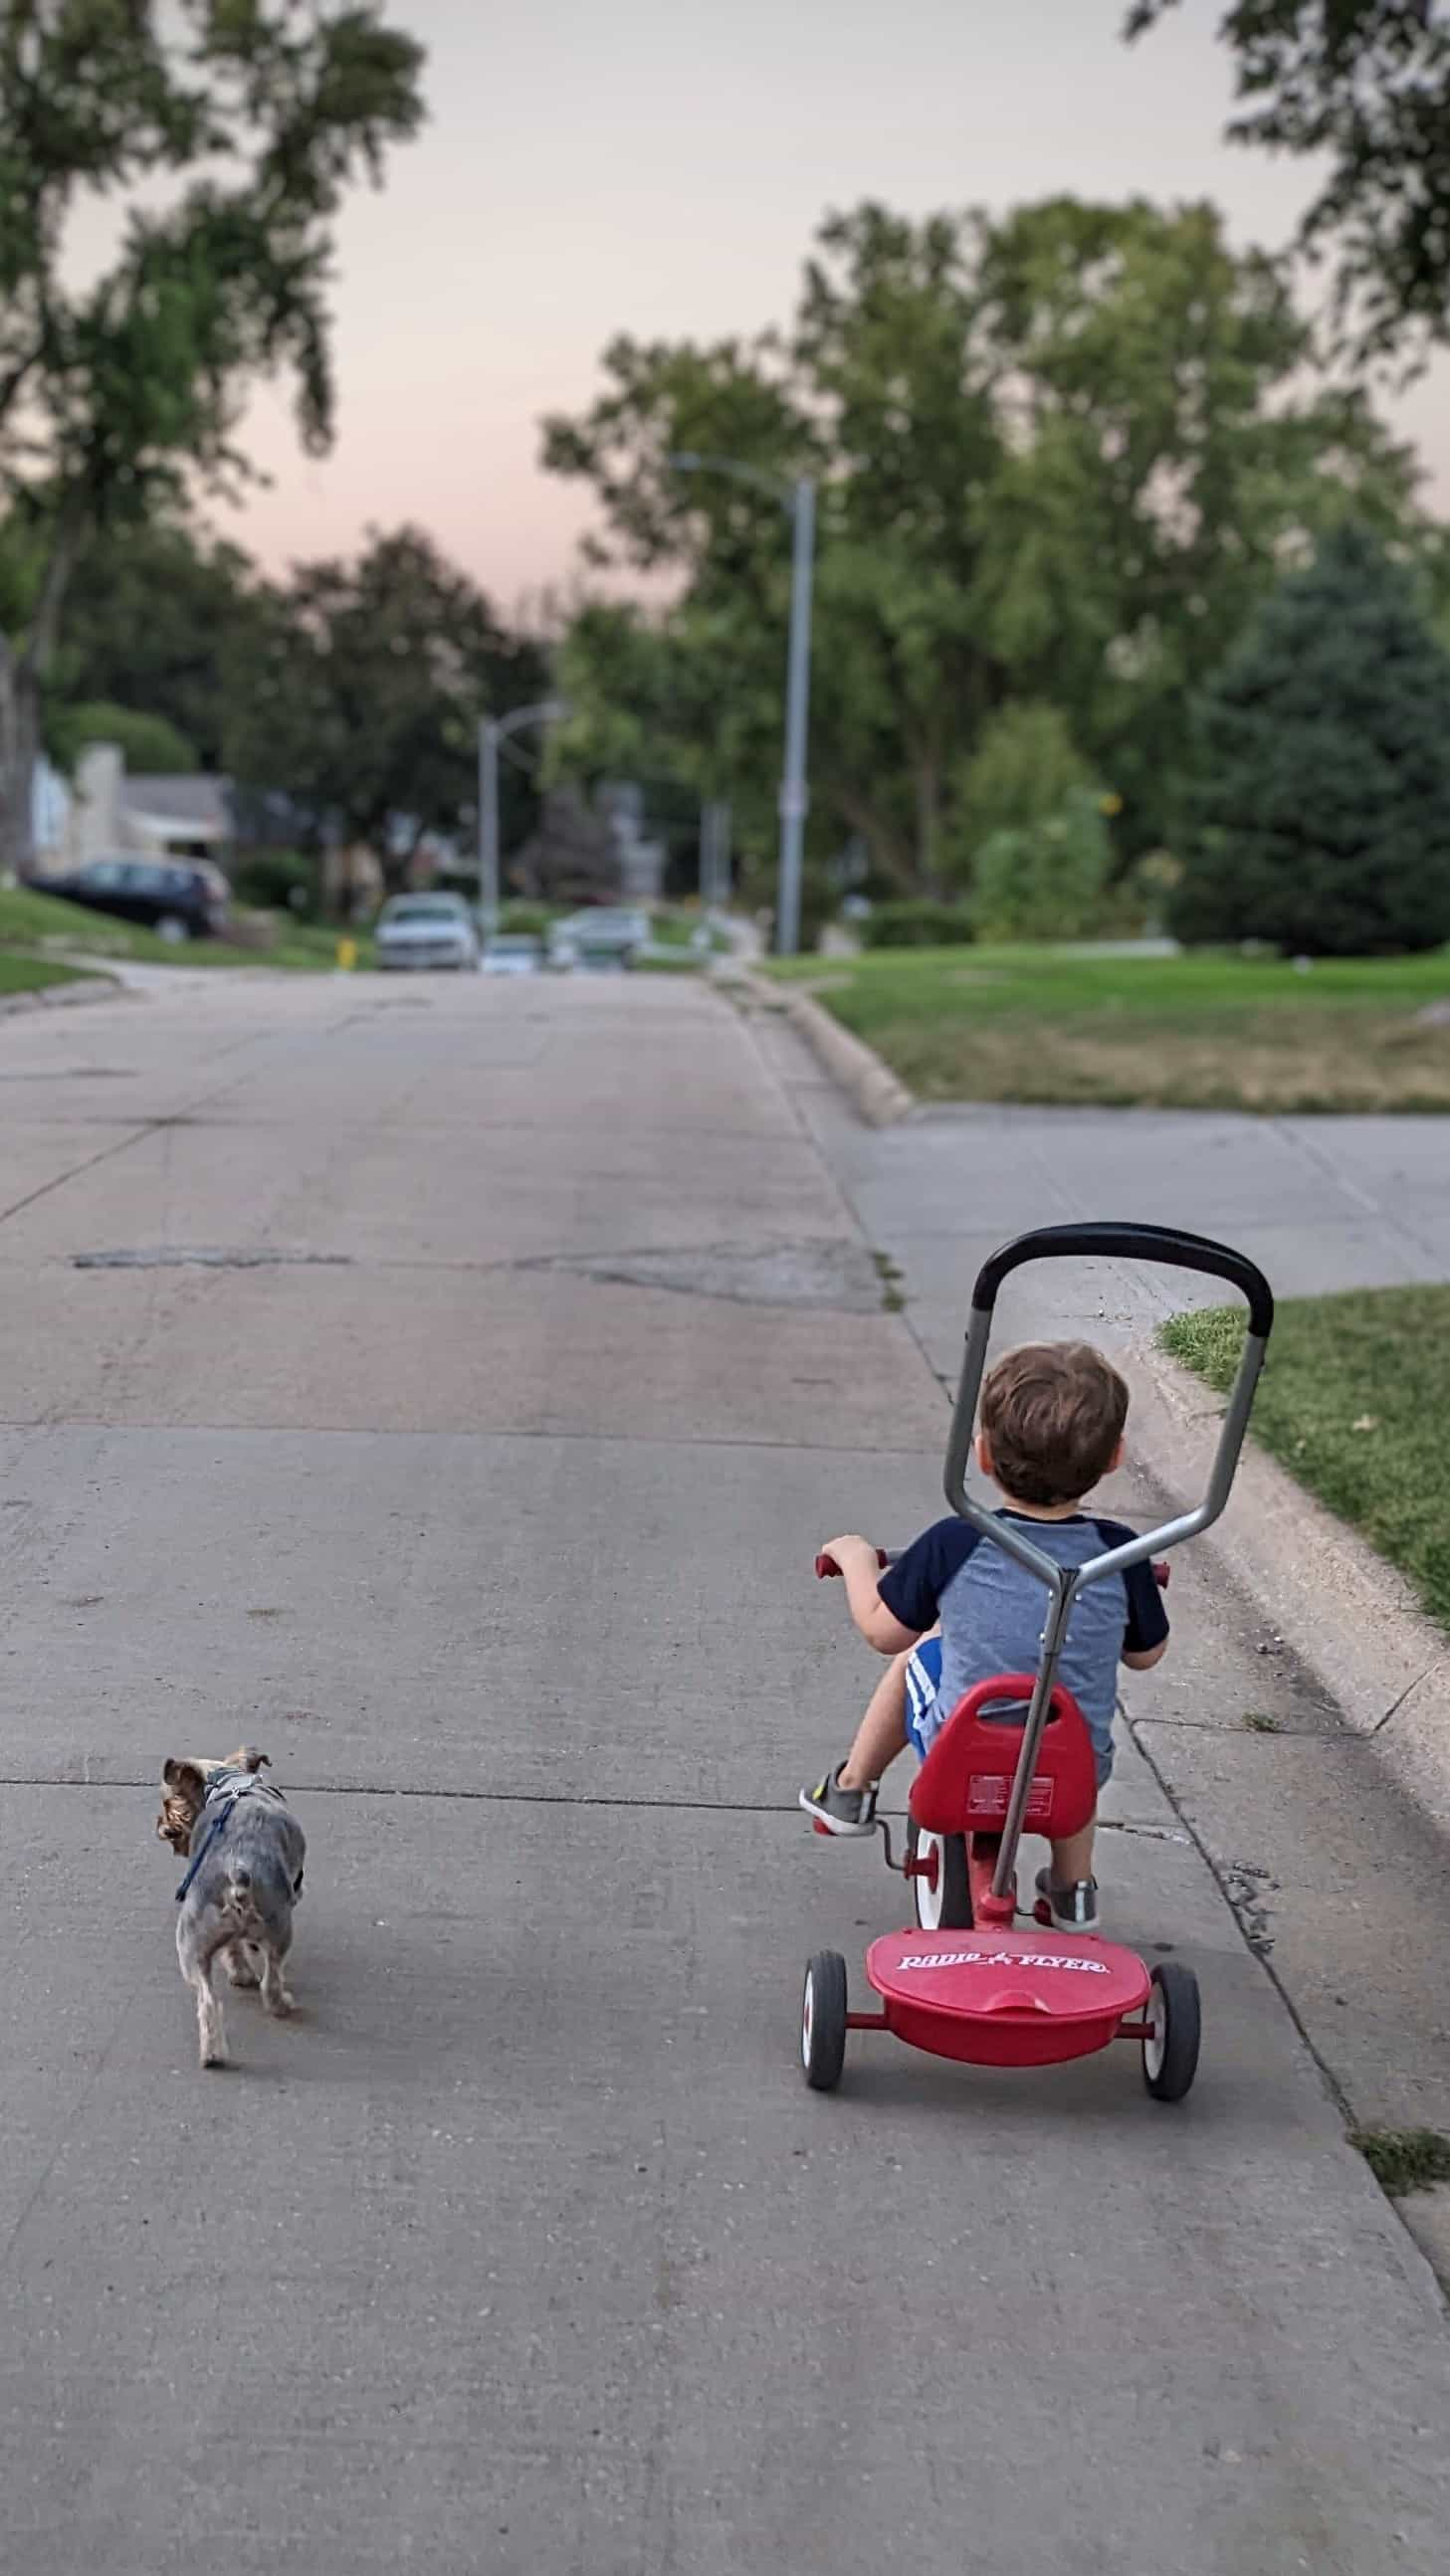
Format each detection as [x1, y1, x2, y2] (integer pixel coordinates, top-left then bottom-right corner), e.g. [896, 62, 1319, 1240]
[2, 967, 1448, 2575]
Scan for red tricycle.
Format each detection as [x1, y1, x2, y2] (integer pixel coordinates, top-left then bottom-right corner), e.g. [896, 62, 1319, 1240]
[800, 1220, 1274, 2103]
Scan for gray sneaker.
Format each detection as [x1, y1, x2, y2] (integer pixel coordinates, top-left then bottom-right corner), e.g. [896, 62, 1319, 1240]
[799, 1765, 878, 1839]
[1033, 1869, 1100, 1934]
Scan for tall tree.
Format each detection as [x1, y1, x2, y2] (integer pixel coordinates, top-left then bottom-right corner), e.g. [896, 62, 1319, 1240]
[1126, 3, 1450, 363]
[1174, 523, 1450, 955]
[966, 195, 1418, 851]
[46, 515, 268, 774]
[543, 198, 1420, 889]
[227, 526, 549, 888]
[0, 1, 425, 874]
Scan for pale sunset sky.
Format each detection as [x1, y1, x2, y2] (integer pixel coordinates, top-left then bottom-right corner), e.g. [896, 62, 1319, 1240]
[220, 0, 1450, 612]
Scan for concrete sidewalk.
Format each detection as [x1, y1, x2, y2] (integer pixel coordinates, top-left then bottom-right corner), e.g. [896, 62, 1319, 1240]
[757, 1009, 1450, 2206]
[2, 970, 1448, 2574]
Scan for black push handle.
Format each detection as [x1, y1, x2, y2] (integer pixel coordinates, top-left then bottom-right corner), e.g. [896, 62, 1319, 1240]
[970, 1221, 1274, 1341]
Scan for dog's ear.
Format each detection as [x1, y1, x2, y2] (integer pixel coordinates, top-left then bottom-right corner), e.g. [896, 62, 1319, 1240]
[222, 1745, 271, 1774]
[156, 1797, 190, 1854]
[157, 1759, 207, 1857]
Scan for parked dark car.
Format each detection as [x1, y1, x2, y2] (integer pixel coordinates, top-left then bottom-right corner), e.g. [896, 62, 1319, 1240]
[35, 856, 229, 942]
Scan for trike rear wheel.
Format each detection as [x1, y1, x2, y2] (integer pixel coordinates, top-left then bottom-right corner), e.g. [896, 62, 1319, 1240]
[907, 1819, 972, 1931]
[801, 1950, 849, 2090]
[1142, 1961, 1201, 2101]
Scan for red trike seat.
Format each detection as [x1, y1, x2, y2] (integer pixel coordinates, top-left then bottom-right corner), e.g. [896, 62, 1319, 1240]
[908, 1673, 1098, 1844]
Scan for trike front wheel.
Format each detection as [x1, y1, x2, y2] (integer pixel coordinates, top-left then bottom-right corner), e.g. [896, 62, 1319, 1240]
[907, 1819, 972, 1931]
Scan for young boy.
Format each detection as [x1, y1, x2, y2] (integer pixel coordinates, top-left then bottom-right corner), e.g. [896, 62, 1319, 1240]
[799, 1340, 1168, 1931]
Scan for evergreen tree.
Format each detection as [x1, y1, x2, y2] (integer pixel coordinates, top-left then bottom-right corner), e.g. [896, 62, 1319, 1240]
[1173, 526, 1450, 956]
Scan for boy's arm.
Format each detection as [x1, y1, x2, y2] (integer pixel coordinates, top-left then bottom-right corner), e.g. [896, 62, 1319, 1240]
[1120, 1553, 1170, 1673]
[819, 1533, 920, 1656]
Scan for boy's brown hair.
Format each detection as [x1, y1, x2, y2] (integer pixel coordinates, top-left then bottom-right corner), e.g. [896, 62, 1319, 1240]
[980, 1341, 1129, 1507]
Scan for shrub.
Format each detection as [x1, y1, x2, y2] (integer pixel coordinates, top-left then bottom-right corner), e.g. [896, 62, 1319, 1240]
[232, 849, 317, 917]
[50, 699, 200, 776]
[734, 848, 837, 951]
[860, 899, 975, 948]
[946, 702, 1100, 889]
[972, 787, 1112, 940]
[1173, 524, 1450, 956]
[499, 901, 561, 936]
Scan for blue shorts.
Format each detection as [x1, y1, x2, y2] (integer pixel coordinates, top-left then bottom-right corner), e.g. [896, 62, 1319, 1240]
[904, 1638, 942, 1761]
[903, 1637, 1114, 1784]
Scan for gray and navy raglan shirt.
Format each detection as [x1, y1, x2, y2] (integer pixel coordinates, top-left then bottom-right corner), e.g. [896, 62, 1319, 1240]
[878, 1510, 1169, 1785]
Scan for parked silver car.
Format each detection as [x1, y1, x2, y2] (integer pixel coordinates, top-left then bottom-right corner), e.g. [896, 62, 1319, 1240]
[554, 905, 651, 968]
[374, 893, 481, 972]
[481, 933, 542, 976]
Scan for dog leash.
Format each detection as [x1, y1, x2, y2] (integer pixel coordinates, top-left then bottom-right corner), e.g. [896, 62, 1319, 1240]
[174, 1801, 234, 1904]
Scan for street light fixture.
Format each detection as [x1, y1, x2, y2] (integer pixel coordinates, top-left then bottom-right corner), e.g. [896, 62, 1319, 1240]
[667, 452, 816, 958]
[477, 698, 567, 929]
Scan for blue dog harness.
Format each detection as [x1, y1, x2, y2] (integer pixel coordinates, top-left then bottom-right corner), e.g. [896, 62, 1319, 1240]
[173, 1770, 293, 1906]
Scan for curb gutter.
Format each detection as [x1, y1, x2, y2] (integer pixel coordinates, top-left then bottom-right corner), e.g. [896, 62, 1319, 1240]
[0, 971, 128, 1023]
[728, 967, 915, 1128]
[1128, 1336, 1450, 1838]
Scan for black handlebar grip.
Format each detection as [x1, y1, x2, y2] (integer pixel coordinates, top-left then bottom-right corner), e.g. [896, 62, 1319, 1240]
[969, 1223, 1274, 1342]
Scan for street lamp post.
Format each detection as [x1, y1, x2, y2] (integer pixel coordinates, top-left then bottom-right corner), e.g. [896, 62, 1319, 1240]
[699, 797, 731, 907]
[668, 454, 815, 957]
[777, 475, 815, 958]
[477, 698, 566, 930]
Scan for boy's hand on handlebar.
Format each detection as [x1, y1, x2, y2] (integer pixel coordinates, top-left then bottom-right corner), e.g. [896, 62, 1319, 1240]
[817, 1537, 915, 1654]
[818, 1534, 881, 1577]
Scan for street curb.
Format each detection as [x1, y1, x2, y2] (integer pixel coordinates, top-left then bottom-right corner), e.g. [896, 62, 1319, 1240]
[731, 967, 916, 1127]
[1127, 1335, 1450, 1837]
[0, 970, 129, 1023]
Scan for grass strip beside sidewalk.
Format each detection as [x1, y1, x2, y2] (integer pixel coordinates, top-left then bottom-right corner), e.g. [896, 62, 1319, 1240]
[0, 885, 372, 973]
[1162, 1288, 1450, 1630]
[766, 945, 1450, 1112]
[0, 952, 99, 998]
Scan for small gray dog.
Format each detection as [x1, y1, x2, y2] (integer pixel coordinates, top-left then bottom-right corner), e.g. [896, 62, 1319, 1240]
[158, 1746, 307, 2069]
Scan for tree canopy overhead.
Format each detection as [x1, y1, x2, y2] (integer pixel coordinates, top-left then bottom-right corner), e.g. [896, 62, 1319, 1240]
[0, 0, 426, 872]
[1126, 2, 1450, 363]
[543, 196, 1422, 892]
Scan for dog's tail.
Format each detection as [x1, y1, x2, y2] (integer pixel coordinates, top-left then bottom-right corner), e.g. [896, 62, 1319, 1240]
[221, 1863, 259, 1927]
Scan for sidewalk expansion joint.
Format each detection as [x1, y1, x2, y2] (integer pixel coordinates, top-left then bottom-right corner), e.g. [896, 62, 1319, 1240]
[1371, 1661, 1446, 1736]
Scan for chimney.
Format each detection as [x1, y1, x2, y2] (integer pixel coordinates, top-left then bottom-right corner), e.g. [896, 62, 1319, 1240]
[72, 742, 123, 866]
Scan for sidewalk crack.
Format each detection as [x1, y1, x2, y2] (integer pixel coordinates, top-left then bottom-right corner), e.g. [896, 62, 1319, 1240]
[1371, 1661, 1447, 1736]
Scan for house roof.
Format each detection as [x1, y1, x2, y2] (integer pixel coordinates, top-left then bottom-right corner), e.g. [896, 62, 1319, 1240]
[122, 774, 232, 832]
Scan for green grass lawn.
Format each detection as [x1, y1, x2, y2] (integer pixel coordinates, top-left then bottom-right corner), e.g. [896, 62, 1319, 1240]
[649, 909, 727, 953]
[766, 944, 1450, 1112]
[1163, 1288, 1450, 1629]
[0, 950, 99, 998]
[0, 883, 372, 973]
